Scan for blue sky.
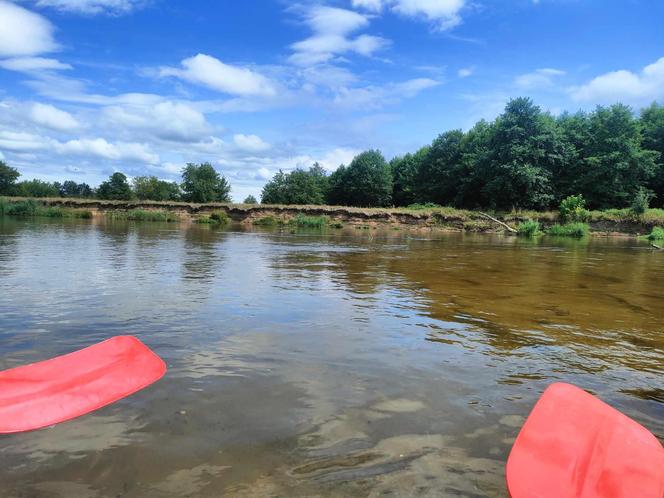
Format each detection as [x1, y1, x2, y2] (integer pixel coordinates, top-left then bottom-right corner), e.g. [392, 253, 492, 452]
[0, 0, 663, 201]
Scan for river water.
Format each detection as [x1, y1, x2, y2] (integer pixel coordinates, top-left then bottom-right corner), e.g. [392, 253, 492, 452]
[0, 218, 662, 497]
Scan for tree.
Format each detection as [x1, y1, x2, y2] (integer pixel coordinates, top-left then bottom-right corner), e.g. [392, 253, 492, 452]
[391, 147, 428, 207]
[481, 97, 566, 210]
[0, 161, 20, 195]
[326, 150, 392, 207]
[97, 172, 133, 200]
[15, 179, 60, 197]
[180, 163, 231, 203]
[415, 130, 465, 206]
[577, 104, 657, 209]
[260, 163, 329, 205]
[243, 195, 258, 204]
[60, 180, 94, 198]
[641, 102, 664, 206]
[133, 176, 181, 201]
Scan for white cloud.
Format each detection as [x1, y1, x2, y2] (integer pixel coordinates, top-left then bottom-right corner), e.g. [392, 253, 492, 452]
[233, 134, 271, 153]
[30, 103, 80, 131]
[570, 57, 664, 104]
[0, 1, 58, 57]
[0, 150, 4, 160]
[289, 6, 389, 66]
[160, 54, 277, 97]
[458, 66, 475, 78]
[0, 57, 71, 72]
[353, 0, 467, 30]
[514, 68, 565, 89]
[103, 101, 210, 142]
[55, 138, 159, 164]
[333, 78, 440, 110]
[34, 0, 142, 15]
[0, 130, 51, 152]
[351, 0, 383, 12]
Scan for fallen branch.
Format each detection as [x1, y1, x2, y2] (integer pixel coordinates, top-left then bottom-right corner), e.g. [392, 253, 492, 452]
[652, 243, 663, 250]
[479, 212, 517, 233]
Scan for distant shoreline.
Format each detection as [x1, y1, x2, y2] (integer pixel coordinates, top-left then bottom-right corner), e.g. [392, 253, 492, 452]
[1, 196, 662, 237]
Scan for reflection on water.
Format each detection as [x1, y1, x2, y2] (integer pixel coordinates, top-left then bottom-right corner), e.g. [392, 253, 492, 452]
[0, 218, 662, 497]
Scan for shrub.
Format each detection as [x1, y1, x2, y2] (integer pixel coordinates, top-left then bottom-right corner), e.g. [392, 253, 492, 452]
[253, 216, 280, 226]
[559, 195, 589, 222]
[547, 222, 589, 238]
[209, 211, 230, 224]
[630, 187, 655, 216]
[5, 199, 38, 216]
[289, 214, 328, 228]
[108, 210, 178, 222]
[517, 219, 541, 237]
[646, 227, 664, 241]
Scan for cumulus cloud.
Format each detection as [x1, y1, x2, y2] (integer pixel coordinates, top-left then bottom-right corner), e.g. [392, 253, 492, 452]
[570, 57, 664, 104]
[352, 0, 467, 30]
[34, 0, 143, 15]
[30, 103, 80, 131]
[0, 1, 58, 57]
[55, 138, 159, 164]
[160, 54, 277, 97]
[289, 6, 389, 66]
[0, 57, 71, 72]
[333, 78, 440, 110]
[102, 101, 210, 142]
[514, 68, 565, 89]
[233, 134, 271, 152]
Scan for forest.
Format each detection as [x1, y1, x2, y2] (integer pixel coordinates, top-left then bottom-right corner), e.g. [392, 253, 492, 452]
[1, 98, 663, 211]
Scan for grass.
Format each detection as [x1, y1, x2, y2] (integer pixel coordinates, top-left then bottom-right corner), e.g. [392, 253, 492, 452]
[546, 222, 590, 238]
[196, 211, 230, 225]
[0, 199, 92, 219]
[107, 209, 178, 222]
[288, 214, 328, 228]
[517, 219, 541, 237]
[252, 215, 282, 226]
[646, 227, 664, 241]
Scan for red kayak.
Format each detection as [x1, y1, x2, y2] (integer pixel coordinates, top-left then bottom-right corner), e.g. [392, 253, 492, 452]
[507, 383, 664, 498]
[0, 336, 166, 433]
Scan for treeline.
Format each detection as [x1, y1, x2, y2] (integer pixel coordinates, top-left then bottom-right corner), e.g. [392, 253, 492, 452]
[262, 98, 664, 210]
[0, 162, 243, 203]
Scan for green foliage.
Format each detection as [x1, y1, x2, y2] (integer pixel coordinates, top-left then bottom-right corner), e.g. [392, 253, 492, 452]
[559, 194, 589, 222]
[517, 219, 541, 237]
[547, 222, 589, 238]
[646, 227, 664, 241]
[0, 199, 92, 218]
[630, 187, 654, 215]
[407, 202, 440, 210]
[181, 162, 231, 203]
[289, 214, 328, 228]
[133, 176, 181, 201]
[0, 161, 20, 195]
[252, 215, 281, 226]
[97, 172, 133, 200]
[640, 103, 664, 207]
[209, 211, 230, 224]
[15, 179, 60, 197]
[327, 150, 392, 207]
[261, 163, 329, 205]
[107, 210, 178, 222]
[243, 194, 258, 204]
[60, 180, 94, 198]
[391, 147, 428, 206]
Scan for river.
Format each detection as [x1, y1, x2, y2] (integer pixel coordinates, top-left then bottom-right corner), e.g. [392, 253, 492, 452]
[1, 218, 662, 497]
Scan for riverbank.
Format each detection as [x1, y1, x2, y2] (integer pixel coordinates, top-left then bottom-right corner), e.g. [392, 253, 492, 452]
[1, 196, 663, 237]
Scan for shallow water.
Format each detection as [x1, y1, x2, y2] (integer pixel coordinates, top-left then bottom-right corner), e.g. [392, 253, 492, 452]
[0, 218, 662, 497]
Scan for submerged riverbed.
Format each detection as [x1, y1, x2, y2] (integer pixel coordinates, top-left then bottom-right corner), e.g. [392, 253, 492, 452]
[1, 218, 663, 497]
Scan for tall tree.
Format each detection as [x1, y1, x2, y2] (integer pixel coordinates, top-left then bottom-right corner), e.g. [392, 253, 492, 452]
[180, 163, 231, 203]
[640, 102, 664, 206]
[577, 104, 657, 208]
[260, 164, 329, 205]
[481, 97, 566, 210]
[391, 147, 429, 207]
[327, 150, 392, 207]
[415, 130, 465, 206]
[60, 180, 94, 198]
[0, 161, 20, 195]
[133, 176, 181, 201]
[97, 172, 133, 200]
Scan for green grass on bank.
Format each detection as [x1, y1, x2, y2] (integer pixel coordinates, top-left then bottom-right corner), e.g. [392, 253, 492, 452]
[0, 198, 92, 219]
[106, 210, 178, 222]
[195, 211, 230, 225]
[646, 227, 664, 241]
[546, 222, 590, 238]
[288, 214, 328, 228]
[516, 219, 541, 237]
